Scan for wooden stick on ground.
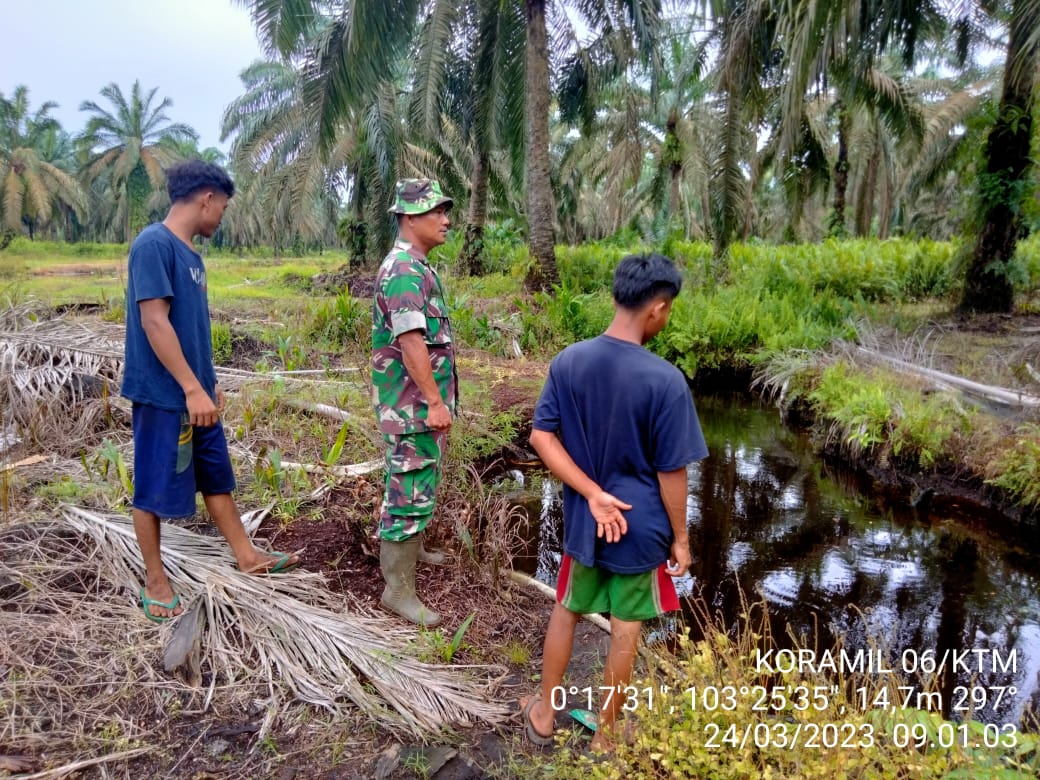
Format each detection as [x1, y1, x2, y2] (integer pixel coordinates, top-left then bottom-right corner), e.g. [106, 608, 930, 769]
[507, 569, 611, 633]
[853, 346, 1040, 408]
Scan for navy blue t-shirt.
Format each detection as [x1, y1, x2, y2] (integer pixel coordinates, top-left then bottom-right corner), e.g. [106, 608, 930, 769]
[121, 223, 216, 411]
[533, 335, 708, 574]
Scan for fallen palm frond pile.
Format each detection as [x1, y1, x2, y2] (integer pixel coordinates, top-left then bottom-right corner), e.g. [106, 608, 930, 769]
[0, 520, 181, 770]
[1, 508, 512, 771]
[1, 304, 378, 480]
[59, 505, 512, 735]
[0, 304, 127, 451]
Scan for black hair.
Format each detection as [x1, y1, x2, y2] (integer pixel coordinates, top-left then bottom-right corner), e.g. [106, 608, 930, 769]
[166, 160, 235, 203]
[612, 252, 683, 309]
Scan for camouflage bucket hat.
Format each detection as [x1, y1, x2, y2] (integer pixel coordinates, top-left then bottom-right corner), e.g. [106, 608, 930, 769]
[388, 178, 453, 215]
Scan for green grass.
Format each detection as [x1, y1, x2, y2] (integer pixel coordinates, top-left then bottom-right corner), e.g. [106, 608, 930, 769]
[1, 245, 349, 308]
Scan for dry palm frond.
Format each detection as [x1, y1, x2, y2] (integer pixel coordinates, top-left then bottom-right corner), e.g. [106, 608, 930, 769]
[0, 311, 128, 448]
[0, 307, 368, 456]
[60, 505, 511, 736]
[0, 520, 174, 754]
[752, 349, 829, 409]
[0, 519, 285, 774]
[0, 300, 52, 329]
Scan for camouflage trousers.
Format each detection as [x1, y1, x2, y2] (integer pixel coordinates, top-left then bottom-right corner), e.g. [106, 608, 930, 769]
[379, 429, 447, 541]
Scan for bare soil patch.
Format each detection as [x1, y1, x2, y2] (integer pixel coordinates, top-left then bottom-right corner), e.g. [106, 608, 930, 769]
[29, 262, 122, 276]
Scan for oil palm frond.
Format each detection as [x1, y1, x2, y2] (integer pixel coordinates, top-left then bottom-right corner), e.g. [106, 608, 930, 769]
[60, 506, 512, 735]
[0, 311, 126, 440]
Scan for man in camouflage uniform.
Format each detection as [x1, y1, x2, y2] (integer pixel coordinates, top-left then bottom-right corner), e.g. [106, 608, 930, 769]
[371, 178, 457, 626]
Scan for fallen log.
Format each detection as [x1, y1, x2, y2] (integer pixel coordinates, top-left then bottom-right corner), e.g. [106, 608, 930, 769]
[853, 346, 1040, 408]
[279, 397, 359, 422]
[506, 569, 610, 633]
[278, 458, 382, 478]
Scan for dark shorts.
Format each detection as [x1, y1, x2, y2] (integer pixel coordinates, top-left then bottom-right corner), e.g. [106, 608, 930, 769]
[556, 554, 680, 622]
[131, 403, 236, 519]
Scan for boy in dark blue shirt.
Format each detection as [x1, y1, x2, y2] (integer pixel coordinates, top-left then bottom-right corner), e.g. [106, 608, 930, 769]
[523, 253, 707, 752]
[123, 160, 299, 622]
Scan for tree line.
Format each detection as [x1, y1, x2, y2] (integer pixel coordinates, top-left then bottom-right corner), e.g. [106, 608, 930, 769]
[2, 1, 1038, 314]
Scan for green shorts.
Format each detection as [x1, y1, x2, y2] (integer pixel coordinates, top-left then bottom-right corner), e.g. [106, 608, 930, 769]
[556, 555, 680, 622]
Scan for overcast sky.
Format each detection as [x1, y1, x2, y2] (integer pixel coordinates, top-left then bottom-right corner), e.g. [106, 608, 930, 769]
[1, 0, 266, 151]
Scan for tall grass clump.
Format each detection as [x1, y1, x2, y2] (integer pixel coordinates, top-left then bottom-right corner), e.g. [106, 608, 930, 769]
[657, 286, 856, 379]
[211, 321, 233, 365]
[555, 240, 713, 294]
[651, 238, 961, 380]
[518, 286, 614, 353]
[429, 221, 531, 276]
[1013, 234, 1040, 292]
[556, 245, 641, 293]
[660, 238, 714, 288]
[726, 239, 956, 304]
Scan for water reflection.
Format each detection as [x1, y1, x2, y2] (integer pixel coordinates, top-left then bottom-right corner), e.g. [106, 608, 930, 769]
[519, 394, 1040, 725]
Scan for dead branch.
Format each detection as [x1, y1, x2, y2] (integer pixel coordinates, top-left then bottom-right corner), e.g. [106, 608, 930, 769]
[852, 346, 1040, 408]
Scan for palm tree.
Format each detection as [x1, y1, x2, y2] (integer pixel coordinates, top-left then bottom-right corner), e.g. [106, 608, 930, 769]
[960, 0, 1040, 313]
[236, 0, 667, 290]
[527, 0, 667, 288]
[772, 1, 940, 239]
[0, 86, 86, 239]
[237, 0, 530, 274]
[702, 0, 776, 255]
[639, 28, 715, 239]
[522, 0, 559, 291]
[78, 81, 197, 243]
[890, 67, 997, 239]
[221, 55, 401, 258]
[408, 0, 527, 275]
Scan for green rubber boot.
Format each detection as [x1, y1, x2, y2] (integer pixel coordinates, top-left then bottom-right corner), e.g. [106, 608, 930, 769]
[379, 536, 442, 627]
[417, 532, 446, 566]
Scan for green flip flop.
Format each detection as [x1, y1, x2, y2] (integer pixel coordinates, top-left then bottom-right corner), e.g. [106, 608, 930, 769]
[140, 587, 181, 623]
[239, 551, 301, 574]
[266, 551, 300, 574]
[569, 708, 598, 732]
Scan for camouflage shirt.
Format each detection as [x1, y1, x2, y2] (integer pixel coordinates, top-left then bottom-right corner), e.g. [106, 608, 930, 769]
[372, 239, 457, 434]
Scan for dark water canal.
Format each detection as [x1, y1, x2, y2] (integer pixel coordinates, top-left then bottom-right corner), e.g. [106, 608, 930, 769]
[515, 393, 1040, 727]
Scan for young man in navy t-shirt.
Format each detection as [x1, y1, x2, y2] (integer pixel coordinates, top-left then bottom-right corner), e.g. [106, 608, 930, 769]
[122, 160, 299, 622]
[522, 253, 708, 752]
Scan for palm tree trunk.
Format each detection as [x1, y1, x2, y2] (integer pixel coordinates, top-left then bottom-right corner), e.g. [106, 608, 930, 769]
[126, 162, 151, 245]
[878, 161, 893, 240]
[346, 164, 367, 270]
[855, 133, 879, 237]
[711, 71, 747, 256]
[523, 0, 559, 293]
[961, 0, 1037, 314]
[828, 99, 850, 238]
[460, 148, 489, 276]
[664, 109, 682, 225]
